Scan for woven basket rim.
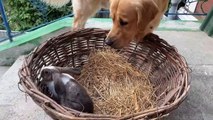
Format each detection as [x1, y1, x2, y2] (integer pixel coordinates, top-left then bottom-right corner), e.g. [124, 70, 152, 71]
[18, 28, 190, 119]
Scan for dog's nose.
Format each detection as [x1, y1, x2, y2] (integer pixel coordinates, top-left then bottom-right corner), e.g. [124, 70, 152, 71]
[105, 38, 114, 46]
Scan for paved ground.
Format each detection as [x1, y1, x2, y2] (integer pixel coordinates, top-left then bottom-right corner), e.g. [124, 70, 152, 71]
[157, 31, 213, 120]
[165, 66, 213, 120]
[0, 56, 52, 120]
[0, 31, 212, 120]
[0, 66, 9, 78]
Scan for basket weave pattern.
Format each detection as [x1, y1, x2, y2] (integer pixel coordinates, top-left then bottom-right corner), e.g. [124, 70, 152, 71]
[18, 28, 190, 119]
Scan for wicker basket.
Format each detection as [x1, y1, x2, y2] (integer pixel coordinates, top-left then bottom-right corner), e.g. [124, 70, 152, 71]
[18, 28, 190, 120]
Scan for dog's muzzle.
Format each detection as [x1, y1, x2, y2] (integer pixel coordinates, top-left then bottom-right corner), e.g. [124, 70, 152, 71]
[105, 37, 114, 46]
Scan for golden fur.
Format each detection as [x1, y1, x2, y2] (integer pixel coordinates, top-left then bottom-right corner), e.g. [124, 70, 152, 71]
[42, 0, 169, 49]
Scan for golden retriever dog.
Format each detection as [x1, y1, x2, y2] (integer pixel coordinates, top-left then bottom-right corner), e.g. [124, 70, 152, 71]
[42, 0, 169, 49]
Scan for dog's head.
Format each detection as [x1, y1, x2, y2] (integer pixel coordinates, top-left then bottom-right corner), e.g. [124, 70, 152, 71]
[106, 0, 159, 49]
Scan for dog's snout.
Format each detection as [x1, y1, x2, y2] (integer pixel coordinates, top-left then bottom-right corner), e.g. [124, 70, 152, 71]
[105, 38, 114, 46]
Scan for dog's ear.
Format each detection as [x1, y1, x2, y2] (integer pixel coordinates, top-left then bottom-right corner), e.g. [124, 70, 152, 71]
[136, 0, 159, 31]
[109, 0, 119, 19]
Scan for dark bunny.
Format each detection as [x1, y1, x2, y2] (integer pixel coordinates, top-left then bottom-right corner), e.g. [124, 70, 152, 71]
[40, 66, 94, 113]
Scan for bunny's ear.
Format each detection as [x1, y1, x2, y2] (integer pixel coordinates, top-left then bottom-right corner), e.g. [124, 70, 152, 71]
[55, 67, 82, 76]
[53, 74, 66, 96]
[70, 67, 82, 75]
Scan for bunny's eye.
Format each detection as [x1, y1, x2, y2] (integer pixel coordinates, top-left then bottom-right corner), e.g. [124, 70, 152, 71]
[44, 71, 49, 75]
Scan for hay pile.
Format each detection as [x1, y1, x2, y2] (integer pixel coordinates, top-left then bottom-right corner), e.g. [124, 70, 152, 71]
[78, 48, 156, 116]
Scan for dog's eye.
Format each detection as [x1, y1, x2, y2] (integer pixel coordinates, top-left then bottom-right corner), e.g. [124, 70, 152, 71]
[112, 17, 115, 22]
[119, 19, 128, 26]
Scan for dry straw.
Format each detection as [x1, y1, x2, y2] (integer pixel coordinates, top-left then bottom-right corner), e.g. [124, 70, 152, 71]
[78, 48, 156, 116]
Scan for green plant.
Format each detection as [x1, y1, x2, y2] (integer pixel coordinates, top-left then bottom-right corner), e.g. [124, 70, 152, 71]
[3, 0, 72, 31]
[0, 18, 4, 30]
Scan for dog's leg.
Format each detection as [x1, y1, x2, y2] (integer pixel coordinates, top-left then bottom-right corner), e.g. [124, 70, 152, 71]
[72, 0, 102, 30]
